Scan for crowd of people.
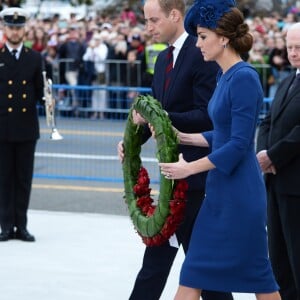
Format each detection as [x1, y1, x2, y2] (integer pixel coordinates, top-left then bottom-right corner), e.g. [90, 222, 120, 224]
[0, 2, 299, 118]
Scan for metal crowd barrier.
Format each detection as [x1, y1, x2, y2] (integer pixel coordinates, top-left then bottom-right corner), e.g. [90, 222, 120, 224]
[34, 84, 273, 184]
[34, 85, 157, 185]
[51, 84, 151, 119]
[53, 60, 278, 97]
[50, 83, 273, 122]
[51, 58, 143, 87]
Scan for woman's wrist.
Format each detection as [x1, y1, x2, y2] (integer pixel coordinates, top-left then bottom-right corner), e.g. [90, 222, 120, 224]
[177, 131, 182, 144]
[178, 132, 195, 146]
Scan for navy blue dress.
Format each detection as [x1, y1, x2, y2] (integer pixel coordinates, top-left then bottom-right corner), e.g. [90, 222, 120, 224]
[180, 62, 279, 293]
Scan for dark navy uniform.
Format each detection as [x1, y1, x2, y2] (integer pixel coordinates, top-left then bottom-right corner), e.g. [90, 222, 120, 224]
[0, 46, 43, 141]
[0, 7, 43, 241]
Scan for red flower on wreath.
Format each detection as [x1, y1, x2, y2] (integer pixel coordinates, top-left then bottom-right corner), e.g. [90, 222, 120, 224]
[133, 166, 188, 246]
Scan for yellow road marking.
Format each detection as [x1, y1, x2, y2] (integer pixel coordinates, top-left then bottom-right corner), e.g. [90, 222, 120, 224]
[33, 184, 123, 193]
[32, 184, 159, 194]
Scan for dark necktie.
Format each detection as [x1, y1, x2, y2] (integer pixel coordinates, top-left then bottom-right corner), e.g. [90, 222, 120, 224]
[164, 46, 174, 91]
[11, 49, 18, 60]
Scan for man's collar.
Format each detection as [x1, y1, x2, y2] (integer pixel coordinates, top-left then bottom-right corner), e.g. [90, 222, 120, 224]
[6, 43, 23, 54]
[172, 32, 188, 50]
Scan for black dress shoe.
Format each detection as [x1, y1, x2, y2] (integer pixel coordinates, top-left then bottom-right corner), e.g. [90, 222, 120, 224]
[0, 229, 15, 241]
[15, 229, 35, 242]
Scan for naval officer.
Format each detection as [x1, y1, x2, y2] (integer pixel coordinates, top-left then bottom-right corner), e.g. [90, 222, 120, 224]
[0, 7, 43, 241]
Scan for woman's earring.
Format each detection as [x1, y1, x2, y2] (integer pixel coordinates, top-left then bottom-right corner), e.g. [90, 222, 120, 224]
[223, 44, 227, 49]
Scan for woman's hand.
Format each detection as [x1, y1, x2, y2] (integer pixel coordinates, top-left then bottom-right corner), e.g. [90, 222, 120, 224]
[159, 154, 191, 180]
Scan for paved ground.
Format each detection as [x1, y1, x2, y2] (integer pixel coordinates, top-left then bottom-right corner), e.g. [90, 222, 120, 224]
[0, 209, 257, 300]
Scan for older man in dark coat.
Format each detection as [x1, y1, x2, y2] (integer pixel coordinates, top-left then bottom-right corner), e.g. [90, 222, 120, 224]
[257, 22, 300, 300]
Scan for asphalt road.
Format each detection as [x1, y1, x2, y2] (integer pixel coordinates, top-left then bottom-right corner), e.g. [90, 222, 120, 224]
[30, 116, 158, 216]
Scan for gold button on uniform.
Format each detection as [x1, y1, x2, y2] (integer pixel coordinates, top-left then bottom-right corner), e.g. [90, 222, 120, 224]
[22, 80, 27, 85]
[8, 93, 13, 99]
[8, 107, 13, 112]
[22, 94, 27, 99]
[8, 80, 13, 85]
[22, 108, 27, 112]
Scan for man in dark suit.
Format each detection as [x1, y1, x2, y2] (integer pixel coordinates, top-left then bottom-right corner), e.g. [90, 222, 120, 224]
[0, 7, 43, 242]
[257, 22, 300, 300]
[118, 0, 233, 299]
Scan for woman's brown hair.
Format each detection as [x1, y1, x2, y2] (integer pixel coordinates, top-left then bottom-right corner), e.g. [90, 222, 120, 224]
[215, 7, 253, 54]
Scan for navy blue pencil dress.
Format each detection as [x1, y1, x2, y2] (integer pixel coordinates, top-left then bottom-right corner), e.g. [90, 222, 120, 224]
[180, 62, 279, 293]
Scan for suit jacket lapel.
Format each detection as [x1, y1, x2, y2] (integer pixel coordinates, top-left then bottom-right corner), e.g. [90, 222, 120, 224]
[2, 46, 20, 76]
[162, 48, 172, 103]
[18, 46, 28, 63]
[272, 74, 295, 121]
[284, 75, 300, 105]
[163, 36, 191, 104]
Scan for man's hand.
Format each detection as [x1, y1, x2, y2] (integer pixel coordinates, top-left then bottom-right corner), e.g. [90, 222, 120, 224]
[148, 123, 156, 138]
[265, 165, 277, 175]
[117, 140, 125, 163]
[256, 150, 276, 174]
[132, 109, 146, 125]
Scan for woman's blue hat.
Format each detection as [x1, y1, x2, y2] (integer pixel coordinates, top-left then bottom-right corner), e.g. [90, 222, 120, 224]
[184, 0, 236, 35]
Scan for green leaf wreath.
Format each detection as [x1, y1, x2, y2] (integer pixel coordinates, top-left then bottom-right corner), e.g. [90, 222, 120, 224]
[122, 94, 187, 246]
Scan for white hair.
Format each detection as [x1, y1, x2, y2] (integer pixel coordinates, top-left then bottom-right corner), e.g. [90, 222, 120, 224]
[288, 22, 300, 32]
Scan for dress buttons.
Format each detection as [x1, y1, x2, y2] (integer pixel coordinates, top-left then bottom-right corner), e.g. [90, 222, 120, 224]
[22, 94, 27, 99]
[8, 80, 13, 85]
[8, 93, 13, 99]
[8, 107, 13, 112]
[22, 108, 27, 112]
[22, 80, 27, 85]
